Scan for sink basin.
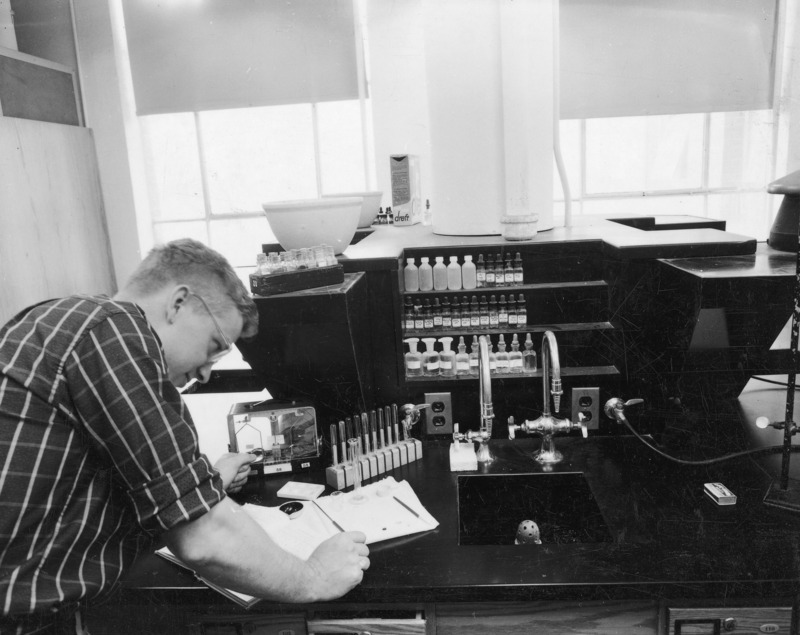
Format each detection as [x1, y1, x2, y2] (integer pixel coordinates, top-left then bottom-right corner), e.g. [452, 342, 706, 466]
[457, 473, 612, 546]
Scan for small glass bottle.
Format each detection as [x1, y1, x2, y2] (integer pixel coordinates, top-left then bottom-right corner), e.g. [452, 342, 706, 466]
[418, 257, 434, 291]
[468, 335, 480, 376]
[451, 296, 462, 330]
[256, 253, 269, 275]
[485, 254, 496, 287]
[476, 254, 486, 288]
[489, 295, 499, 328]
[423, 299, 434, 330]
[498, 295, 509, 327]
[517, 293, 528, 327]
[404, 258, 419, 292]
[479, 295, 490, 327]
[470, 295, 481, 328]
[447, 256, 462, 290]
[513, 252, 524, 285]
[438, 337, 457, 377]
[441, 297, 452, 330]
[403, 297, 415, 331]
[523, 333, 538, 373]
[413, 298, 424, 331]
[433, 256, 448, 290]
[432, 298, 443, 330]
[494, 254, 505, 287]
[421, 337, 440, 376]
[509, 333, 524, 374]
[455, 336, 470, 376]
[508, 293, 518, 327]
[404, 338, 423, 377]
[461, 255, 476, 290]
[495, 334, 509, 374]
[504, 254, 515, 286]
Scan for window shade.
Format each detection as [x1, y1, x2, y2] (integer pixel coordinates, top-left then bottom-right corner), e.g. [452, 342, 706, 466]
[560, 0, 777, 119]
[122, 0, 360, 116]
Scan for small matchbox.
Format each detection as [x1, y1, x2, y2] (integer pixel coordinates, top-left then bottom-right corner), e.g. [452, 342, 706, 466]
[704, 482, 737, 506]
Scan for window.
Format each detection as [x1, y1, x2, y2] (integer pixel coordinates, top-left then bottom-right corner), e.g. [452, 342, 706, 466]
[140, 100, 369, 267]
[553, 110, 776, 240]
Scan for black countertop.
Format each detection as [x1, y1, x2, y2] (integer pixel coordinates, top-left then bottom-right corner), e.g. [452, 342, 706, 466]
[123, 434, 800, 605]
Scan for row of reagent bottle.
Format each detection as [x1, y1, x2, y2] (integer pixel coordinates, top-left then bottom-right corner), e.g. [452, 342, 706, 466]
[404, 334, 538, 377]
[404, 256, 477, 292]
[403, 294, 527, 331]
[403, 253, 524, 292]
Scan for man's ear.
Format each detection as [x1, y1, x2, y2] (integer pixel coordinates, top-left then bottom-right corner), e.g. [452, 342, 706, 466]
[165, 285, 191, 325]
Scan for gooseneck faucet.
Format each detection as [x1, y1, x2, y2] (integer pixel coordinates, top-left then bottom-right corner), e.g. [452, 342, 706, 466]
[453, 334, 494, 463]
[507, 330, 586, 464]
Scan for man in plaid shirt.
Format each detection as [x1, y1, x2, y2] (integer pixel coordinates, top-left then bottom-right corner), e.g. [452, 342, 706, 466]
[0, 239, 369, 634]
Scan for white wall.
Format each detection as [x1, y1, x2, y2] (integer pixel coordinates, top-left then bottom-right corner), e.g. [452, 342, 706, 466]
[0, 0, 16, 49]
[72, 0, 152, 289]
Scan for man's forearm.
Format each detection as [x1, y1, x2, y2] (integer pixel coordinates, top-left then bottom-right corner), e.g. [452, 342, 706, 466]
[164, 498, 326, 602]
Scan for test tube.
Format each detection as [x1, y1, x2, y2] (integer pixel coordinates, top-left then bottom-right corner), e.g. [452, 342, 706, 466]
[348, 438, 367, 504]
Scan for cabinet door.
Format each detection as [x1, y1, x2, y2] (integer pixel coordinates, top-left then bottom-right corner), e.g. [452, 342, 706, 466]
[306, 616, 426, 635]
[436, 601, 657, 635]
[667, 606, 792, 635]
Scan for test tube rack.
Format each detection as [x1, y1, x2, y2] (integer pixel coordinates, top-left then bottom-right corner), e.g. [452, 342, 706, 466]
[325, 405, 423, 491]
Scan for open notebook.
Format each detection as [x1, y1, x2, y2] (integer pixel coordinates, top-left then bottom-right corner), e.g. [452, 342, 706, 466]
[156, 476, 438, 608]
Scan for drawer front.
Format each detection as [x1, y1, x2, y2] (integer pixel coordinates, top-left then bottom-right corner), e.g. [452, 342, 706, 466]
[667, 606, 792, 635]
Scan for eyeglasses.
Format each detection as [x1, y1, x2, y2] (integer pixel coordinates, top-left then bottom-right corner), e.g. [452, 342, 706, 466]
[189, 292, 233, 362]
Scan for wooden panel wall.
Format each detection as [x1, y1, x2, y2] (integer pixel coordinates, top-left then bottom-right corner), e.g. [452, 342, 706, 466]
[0, 116, 115, 325]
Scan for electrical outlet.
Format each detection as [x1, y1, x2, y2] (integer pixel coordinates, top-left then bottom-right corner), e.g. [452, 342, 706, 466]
[423, 391, 453, 436]
[571, 387, 600, 431]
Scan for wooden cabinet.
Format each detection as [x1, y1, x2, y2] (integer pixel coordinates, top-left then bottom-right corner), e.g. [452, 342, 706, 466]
[436, 601, 658, 635]
[666, 605, 793, 635]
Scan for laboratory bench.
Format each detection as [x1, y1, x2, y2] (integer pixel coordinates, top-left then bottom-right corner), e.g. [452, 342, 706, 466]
[98, 428, 800, 634]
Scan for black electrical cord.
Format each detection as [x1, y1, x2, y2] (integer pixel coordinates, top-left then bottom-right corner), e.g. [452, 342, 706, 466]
[620, 418, 800, 466]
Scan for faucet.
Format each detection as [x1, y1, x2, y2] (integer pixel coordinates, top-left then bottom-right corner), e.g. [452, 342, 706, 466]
[453, 334, 494, 463]
[507, 331, 587, 464]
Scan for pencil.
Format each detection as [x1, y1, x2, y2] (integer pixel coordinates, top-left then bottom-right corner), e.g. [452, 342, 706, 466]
[393, 495, 420, 518]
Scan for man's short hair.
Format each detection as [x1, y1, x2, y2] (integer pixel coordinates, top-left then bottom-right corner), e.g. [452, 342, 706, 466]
[126, 238, 258, 338]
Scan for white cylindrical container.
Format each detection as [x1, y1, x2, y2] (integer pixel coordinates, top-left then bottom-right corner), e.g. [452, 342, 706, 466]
[418, 257, 434, 291]
[433, 256, 448, 290]
[404, 258, 420, 292]
[447, 256, 462, 290]
[461, 255, 476, 289]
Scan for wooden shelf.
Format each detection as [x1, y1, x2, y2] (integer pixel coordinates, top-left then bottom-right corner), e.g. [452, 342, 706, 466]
[401, 280, 607, 296]
[405, 365, 619, 383]
[402, 322, 616, 339]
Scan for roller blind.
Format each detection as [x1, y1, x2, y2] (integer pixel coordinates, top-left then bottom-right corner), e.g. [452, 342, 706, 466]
[122, 0, 360, 116]
[560, 0, 778, 119]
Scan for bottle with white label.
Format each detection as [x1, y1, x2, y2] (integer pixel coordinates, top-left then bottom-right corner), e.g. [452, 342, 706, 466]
[509, 334, 523, 373]
[461, 255, 476, 290]
[438, 336, 457, 377]
[523, 333, 538, 373]
[404, 258, 419, 292]
[418, 257, 434, 291]
[468, 335, 480, 376]
[404, 338, 422, 377]
[495, 334, 509, 374]
[421, 337, 440, 376]
[447, 256, 462, 290]
[433, 256, 448, 290]
[455, 336, 470, 375]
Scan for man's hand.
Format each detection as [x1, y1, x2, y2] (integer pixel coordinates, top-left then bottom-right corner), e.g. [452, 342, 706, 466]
[304, 531, 369, 601]
[213, 452, 256, 493]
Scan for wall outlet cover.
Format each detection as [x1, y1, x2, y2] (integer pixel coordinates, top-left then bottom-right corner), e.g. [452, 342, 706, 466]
[423, 391, 453, 436]
[571, 387, 600, 431]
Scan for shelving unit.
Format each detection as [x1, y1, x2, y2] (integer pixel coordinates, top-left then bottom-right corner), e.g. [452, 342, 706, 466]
[394, 244, 624, 426]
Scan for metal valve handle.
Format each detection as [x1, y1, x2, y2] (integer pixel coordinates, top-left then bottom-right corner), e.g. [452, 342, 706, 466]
[399, 403, 431, 427]
[507, 416, 518, 440]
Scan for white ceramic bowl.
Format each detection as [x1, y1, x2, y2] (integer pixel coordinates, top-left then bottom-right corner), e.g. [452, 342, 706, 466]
[262, 197, 361, 255]
[323, 191, 383, 228]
